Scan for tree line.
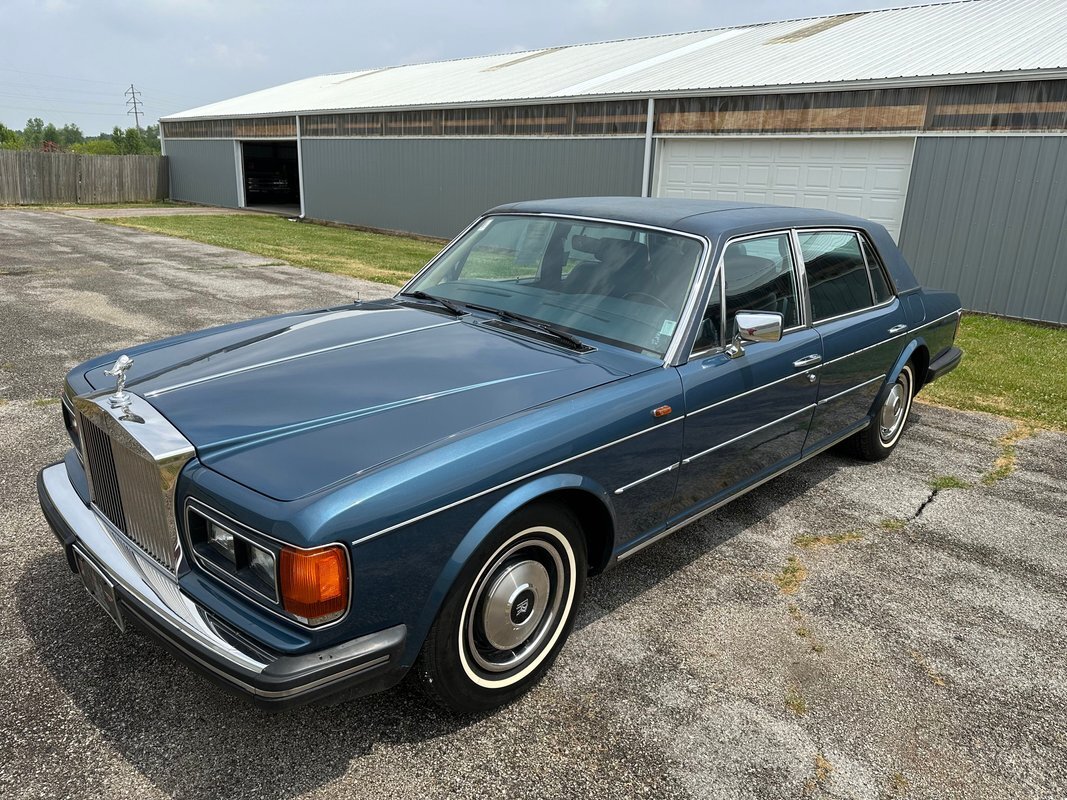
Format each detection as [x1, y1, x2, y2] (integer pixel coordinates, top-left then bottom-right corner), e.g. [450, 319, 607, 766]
[0, 117, 161, 155]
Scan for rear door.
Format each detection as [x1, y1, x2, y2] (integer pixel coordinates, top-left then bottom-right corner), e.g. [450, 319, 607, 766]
[798, 229, 908, 453]
[671, 230, 821, 520]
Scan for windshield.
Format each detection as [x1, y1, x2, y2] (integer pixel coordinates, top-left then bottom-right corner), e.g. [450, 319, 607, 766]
[404, 215, 705, 357]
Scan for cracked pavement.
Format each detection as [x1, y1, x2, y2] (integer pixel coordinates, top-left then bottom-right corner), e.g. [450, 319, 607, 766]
[1, 209, 1066, 799]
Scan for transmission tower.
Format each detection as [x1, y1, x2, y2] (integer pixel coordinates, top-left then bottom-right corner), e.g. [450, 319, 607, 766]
[125, 84, 143, 131]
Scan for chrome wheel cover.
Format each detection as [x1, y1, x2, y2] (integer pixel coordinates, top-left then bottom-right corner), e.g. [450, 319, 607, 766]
[879, 370, 911, 444]
[464, 536, 567, 675]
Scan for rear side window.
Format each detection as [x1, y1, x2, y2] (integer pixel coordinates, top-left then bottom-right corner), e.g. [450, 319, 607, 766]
[798, 231, 874, 321]
[862, 239, 894, 304]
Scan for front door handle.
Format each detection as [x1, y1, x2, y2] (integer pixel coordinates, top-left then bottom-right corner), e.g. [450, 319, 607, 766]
[888, 324, 908, 334]
[793, 354, 822, 369]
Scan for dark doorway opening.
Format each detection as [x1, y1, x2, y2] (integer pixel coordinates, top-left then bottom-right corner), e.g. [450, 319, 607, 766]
[241, 141, 300, 212]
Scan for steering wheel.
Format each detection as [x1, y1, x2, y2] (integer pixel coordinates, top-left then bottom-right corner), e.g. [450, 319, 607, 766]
[624, 292, 670, 309]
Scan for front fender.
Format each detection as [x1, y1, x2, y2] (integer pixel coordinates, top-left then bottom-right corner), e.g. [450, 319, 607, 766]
[408, 473, 614, 659]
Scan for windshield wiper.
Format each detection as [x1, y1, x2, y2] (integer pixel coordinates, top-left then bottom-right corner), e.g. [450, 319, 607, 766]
[398, 290, 466, 317]
[464, 302, 587, 351]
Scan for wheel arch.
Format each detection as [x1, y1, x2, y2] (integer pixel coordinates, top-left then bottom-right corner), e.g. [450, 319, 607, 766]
[409, 473, 615, 658]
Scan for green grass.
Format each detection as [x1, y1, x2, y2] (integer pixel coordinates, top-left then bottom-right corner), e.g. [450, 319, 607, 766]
[920, 314, 1067, 432]
[103, 214, 443, 286]
[929, 475, 969, 491]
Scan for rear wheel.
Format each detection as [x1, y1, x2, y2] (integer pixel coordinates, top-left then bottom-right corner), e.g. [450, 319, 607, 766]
[851, 363, 914, 461]
[415, 503, 586, 713]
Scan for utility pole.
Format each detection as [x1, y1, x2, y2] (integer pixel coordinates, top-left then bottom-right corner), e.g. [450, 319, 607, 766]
[125, 84, 143, 131]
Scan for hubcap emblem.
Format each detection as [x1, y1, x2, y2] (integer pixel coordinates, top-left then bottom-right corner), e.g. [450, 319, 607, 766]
[510, 590, 535, 624]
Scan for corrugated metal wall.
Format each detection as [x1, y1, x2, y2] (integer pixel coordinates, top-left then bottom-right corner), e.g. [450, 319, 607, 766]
[301, 137, 645, 238]
[165, 139, 240, 208]
[899, 135, 1067, 324]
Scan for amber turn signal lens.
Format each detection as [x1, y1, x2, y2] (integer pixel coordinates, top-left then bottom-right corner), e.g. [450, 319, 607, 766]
[279, 545, 349, 625]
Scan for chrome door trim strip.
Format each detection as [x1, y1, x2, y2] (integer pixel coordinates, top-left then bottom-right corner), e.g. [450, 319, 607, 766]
[682, 404, 815, 465]
[687, 366, 821, 418]
[614, 462, 680, 495]
[822, 309, 961, 367]
[816, 374, 886, 406]
[144, 320, 457, 397]
[352, 415, 685, 546]
[617, 419, 870, 561]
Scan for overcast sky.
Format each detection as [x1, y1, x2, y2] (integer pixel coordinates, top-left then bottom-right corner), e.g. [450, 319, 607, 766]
[1, 0, 936, 134]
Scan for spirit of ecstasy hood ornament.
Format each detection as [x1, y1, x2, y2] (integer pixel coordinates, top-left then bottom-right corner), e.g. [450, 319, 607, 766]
[104, 354, 134, 409]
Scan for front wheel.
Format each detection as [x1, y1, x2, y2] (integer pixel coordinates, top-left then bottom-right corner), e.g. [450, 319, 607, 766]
[850, 363, 915, 461]
[415, 503, 587, 713]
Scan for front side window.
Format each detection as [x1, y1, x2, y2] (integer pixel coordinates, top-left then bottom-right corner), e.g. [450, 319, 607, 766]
[798, 231, 877, 321]
[407, 215, 704, 357]
[692, 232, 800, 352]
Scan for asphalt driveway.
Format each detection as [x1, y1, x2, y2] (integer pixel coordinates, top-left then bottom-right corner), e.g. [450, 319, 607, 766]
[1, 209, 1064, 800]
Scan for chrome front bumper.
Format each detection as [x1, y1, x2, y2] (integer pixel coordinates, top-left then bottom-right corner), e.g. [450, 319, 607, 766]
[38, 462, 405, 709]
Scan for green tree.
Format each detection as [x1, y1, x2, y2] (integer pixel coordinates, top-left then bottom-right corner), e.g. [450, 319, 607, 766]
[143, 123, 160, 152]
[41, 122, 60, 147]
[0, 122, 22, 149]
[59, 123, 83, 148]
[23, 117, 44, 149]
[70, 139, 120, 155]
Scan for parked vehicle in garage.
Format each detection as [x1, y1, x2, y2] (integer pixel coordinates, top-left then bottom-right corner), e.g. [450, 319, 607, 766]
[37, 198, 962, 712]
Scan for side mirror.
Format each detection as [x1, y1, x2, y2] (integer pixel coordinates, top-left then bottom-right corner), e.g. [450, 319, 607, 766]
[725, 311, 783, 358]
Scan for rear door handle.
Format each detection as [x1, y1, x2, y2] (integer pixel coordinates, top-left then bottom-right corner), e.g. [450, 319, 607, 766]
[793, 354, 822, 369]
[888, 324, 908, 334]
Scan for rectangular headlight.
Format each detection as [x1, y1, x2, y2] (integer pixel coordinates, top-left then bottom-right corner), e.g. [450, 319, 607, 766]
[208, 523, 236, 563]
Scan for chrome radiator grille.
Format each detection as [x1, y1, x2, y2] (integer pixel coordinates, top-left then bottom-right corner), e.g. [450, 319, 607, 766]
[79, 410, 182, 570]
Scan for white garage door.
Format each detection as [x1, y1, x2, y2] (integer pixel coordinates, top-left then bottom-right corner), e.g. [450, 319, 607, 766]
[654, 137, 915, 240]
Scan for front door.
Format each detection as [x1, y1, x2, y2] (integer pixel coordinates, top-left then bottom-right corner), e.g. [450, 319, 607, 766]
[670, 231, 821, 521]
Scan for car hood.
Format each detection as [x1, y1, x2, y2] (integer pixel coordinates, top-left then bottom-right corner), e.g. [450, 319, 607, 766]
[85, 304, 631, 501]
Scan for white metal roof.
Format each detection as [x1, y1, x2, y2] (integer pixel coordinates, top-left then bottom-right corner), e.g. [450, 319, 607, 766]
[163, 0, 1067, 121]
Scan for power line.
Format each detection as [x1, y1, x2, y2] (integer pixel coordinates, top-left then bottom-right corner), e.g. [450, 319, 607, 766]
[125, 84, 143, 131]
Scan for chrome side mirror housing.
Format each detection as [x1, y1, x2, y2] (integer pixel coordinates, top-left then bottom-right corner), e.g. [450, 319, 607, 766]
[725, 311, 783, 359]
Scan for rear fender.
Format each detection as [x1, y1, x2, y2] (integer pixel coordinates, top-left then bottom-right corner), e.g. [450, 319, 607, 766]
[869, 337, 926, 414]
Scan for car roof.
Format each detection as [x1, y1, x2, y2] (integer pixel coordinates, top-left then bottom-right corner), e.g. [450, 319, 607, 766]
[487, 197, 876, 239]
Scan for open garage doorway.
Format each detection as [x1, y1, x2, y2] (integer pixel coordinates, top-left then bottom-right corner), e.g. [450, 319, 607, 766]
[241, 141, 300, 214]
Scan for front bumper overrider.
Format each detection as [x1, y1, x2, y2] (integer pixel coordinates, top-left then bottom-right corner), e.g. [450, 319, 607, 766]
[37, 461, 405, 710]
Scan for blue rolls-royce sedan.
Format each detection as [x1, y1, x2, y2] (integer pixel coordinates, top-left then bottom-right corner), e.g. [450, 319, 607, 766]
[38, 198, 962, 712]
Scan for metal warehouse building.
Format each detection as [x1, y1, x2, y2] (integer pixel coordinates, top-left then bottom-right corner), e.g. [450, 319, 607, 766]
[161, 0, 1067, 324]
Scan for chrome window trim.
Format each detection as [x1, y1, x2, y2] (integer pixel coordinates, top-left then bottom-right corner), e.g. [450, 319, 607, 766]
[184, 498, 354, 631]
[682, 404, 815, 465]
[813, 295, 898, 327]
[398, 211, 713, 368]
[351, 415, 685, 547]
[688, 228, 806, 360]
[858, 232, 899, 296]
[618, 418, 870, 561]
[613, 462, 680, 495]
[796, 227, 894, 325]
[816, 374, 887, 406]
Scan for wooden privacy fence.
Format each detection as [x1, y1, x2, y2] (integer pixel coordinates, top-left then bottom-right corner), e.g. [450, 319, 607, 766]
[0, 151, 168, 204]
